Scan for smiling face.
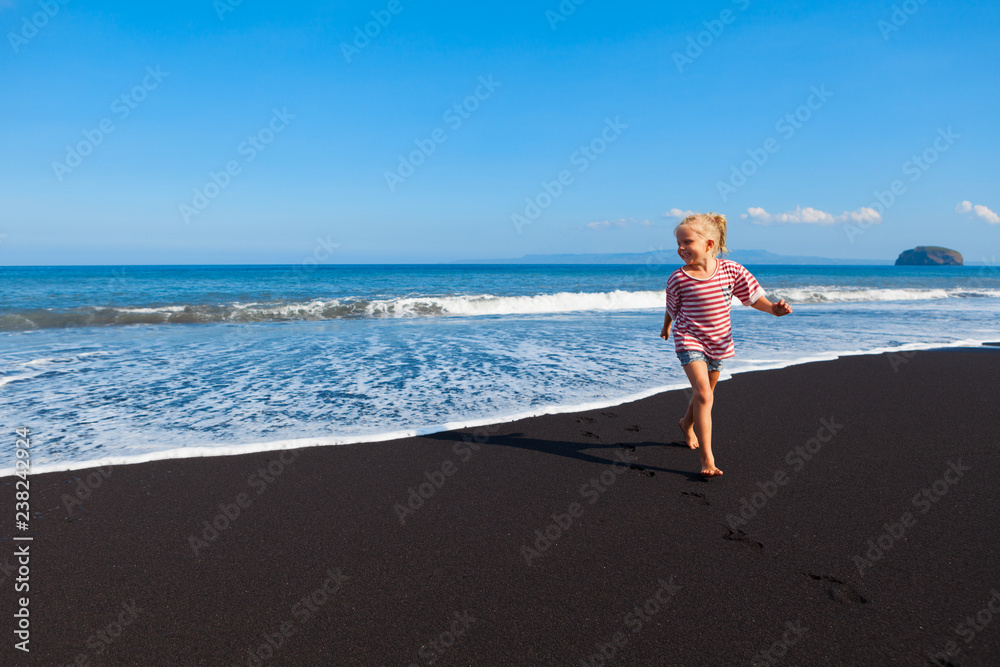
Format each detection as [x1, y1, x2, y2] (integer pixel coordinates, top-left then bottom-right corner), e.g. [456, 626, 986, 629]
[675, 225, 715, 265]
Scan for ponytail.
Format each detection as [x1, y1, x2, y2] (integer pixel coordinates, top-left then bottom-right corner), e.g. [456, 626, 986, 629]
[708, 212, 729, 256]
[676, 212, 729, 257]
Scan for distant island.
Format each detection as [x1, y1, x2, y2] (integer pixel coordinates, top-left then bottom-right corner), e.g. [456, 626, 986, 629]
[457, 250, 891, 265]
[895, 246, 964, 266]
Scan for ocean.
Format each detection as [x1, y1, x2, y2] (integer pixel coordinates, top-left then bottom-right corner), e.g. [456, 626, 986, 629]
[3, 263, 999, 475]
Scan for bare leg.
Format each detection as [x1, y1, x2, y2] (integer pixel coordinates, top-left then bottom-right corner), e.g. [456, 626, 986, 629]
[679, 370, 720, 449]
[682, 362, 722, 476]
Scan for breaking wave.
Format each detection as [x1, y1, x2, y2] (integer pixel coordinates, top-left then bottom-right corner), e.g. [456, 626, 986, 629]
[3, 287, 999, 331]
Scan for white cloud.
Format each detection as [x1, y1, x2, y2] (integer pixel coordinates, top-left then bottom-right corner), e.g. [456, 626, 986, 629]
[663, 208, 695, 219]
[841, 207, 882, 223]
[742, 206, 882, 226]
[583, 217, 652, 230]
[743, 206, 834, 224]
[956, 200, 999, 224]
[586, 218, 631, 230]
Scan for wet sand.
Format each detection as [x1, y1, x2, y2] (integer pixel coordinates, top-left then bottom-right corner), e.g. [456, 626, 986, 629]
[2, 347, 999, 665]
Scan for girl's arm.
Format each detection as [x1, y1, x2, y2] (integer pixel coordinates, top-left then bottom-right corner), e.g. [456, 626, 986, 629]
[751, 296, 793, 316]
[663, 281, 678, 339]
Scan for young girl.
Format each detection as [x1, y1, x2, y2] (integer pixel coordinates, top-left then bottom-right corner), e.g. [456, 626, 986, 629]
[660, 212, 792, 477]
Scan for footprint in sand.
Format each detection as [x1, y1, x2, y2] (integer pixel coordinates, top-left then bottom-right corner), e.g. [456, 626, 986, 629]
[625, 425, 640, 432]
[724, 528, 764, 550]
[577, 416, 596, 424]
[681, 491, 709, 506]
[601, 411, 618, 418]
[582, 431, 600, 439]
[804, 573, 869, 605]
[629, 464, 655, 477]
[618, 444, 636, 451]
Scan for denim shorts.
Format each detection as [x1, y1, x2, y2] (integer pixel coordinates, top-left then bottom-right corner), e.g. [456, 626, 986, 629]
[676, 350, 724, 373]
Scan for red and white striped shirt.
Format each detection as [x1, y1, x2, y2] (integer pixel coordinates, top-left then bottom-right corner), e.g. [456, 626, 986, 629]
[665, 259, 766, 359]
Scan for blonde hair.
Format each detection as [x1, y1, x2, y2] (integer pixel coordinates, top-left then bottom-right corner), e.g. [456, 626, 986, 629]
[675, 212, 729, 257]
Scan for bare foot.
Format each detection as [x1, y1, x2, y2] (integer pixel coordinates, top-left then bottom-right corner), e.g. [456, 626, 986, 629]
[679, 417, 699, 449]
[700, 453, 722, 477]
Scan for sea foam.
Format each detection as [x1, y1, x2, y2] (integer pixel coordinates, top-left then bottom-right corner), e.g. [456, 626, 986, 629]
[3, 286, 997, 331]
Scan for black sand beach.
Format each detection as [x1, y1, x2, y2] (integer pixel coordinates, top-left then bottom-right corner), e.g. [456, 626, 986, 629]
[3, 348, 999, 665]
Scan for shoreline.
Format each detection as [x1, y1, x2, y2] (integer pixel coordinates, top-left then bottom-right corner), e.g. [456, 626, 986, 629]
[2, 347, 998, 664]
[3, 338, 994, 479]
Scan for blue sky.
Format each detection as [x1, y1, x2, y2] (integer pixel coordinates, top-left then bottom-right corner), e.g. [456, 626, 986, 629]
[1, 0, 997, 265]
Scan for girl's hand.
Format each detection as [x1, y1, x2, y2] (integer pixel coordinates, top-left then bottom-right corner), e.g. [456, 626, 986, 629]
[660, 325, 671, 340]
[771, 299, 792, 316]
